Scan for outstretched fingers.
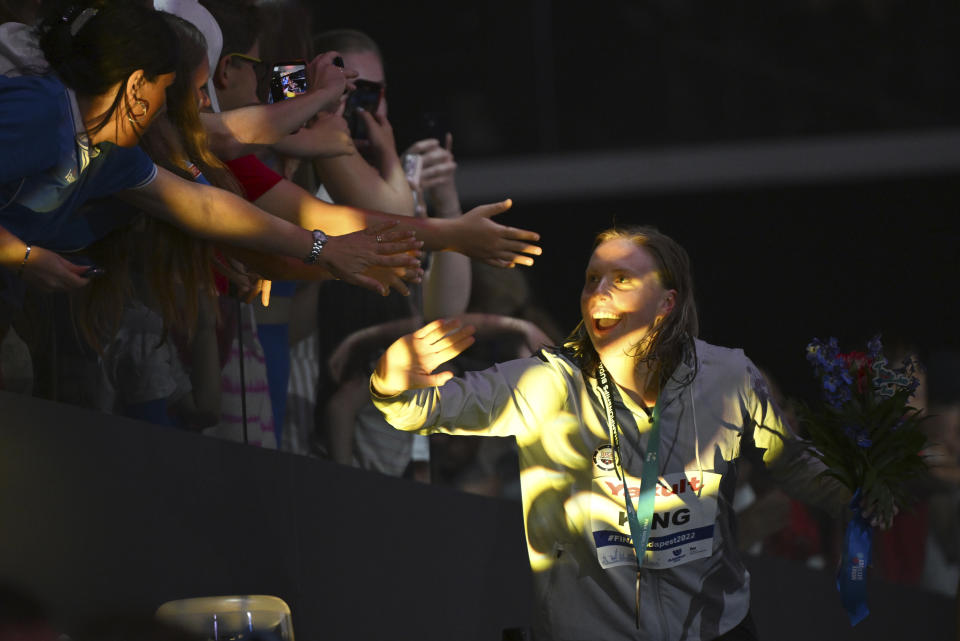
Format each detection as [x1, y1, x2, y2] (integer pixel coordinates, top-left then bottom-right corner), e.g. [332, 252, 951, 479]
[376, 238, 423, 258]
[501, 225, 542, 245]
[416, 318, 476, 350]
[416, 320, 476, 371]
[473, 198, 513, 218]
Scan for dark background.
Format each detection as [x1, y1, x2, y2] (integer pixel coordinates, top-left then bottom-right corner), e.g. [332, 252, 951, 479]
[306, 0, 960, 397]
[313, 0, 960, 154]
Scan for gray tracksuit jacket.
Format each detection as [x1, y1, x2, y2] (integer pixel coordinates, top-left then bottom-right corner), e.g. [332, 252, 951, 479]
[373, 339, 844, 640]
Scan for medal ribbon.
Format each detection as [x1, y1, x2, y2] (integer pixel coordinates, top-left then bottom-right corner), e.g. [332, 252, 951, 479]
[596, 363, 661, 571]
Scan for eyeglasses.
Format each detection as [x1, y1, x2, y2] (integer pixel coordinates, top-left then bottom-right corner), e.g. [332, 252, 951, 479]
[225, 52, 268, 80]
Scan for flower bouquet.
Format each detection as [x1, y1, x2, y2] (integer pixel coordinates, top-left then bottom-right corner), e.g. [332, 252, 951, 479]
[800, 335, 928, 625]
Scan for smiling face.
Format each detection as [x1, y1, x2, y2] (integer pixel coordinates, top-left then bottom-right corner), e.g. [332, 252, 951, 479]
[580, 238, 676, 363]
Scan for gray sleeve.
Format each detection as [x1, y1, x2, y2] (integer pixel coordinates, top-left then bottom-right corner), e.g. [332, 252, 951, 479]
[372, 355, 568, 439]
[741, 358, 850, 518]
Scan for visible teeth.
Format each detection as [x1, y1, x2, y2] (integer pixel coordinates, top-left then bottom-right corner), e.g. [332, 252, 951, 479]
[592, 312, 621, 320]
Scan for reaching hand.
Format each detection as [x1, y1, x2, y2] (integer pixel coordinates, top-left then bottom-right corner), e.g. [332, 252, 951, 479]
[320, 221, 424, 296]
[371, 318, 476, 396]
[306, 51, 358, 113]
[451, 199, 542, 267]
[19, 246, 91, 290]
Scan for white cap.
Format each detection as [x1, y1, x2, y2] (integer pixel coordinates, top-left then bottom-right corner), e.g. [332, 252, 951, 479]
[154, 0, 223, 112]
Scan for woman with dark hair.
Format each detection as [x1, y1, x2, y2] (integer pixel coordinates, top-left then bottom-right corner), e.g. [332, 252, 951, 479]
[0, 0, 405, 294]
[370, 226, 847, 641]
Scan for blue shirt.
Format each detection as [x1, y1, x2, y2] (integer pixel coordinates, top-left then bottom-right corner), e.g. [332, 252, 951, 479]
[0, 74, 157, 251]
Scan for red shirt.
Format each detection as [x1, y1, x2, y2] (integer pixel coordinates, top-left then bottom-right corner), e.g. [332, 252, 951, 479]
[225, 154, 283, 201]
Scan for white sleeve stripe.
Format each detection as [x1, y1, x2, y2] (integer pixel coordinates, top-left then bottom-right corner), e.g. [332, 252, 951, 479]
[127, 163, 158, 190]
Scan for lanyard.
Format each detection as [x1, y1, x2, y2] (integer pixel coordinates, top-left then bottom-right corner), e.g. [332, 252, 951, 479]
[596, 363, 661, 629]
[596, 363, 661, 570]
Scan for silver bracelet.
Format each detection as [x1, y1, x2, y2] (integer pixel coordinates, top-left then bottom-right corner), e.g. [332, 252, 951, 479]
[17, 245, 31, 276]
[303, 230, 328, 264]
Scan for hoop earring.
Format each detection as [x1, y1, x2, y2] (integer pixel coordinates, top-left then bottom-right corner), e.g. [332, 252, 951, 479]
[127, 97, 149, 127]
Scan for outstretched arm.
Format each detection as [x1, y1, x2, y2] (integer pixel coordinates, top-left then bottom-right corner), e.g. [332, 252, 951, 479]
[123, 171, 423, 295]
[201, 51, 355, 159]
[371, 318, 475, 397]
[222, 222, 423, 296]
[254, 178, 542, 267]
[370, 318, 565, 439]
[119, 167, 316, 260]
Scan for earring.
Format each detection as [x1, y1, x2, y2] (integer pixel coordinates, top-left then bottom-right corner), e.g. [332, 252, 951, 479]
[127, 97, 149, 127]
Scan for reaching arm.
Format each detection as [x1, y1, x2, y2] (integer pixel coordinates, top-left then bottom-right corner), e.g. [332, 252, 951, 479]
[121, 169, 423, 295]
[269, 113, 356, 160]
[369, 318, 565, 439]
[203, 110, 357, 162]
[119, 166, 315, 260]
[221, 222, 423, 296]
[253, 178, 541, 266]
[200, 51, 354, 154]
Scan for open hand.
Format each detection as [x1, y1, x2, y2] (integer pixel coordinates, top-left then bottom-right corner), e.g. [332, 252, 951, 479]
[321, 221, 424, 296]
[371, 318, 476, 396]
[452, 199, 542, 267]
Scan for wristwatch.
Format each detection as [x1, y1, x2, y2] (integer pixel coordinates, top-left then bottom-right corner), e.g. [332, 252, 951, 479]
[303, 229, 328, 264]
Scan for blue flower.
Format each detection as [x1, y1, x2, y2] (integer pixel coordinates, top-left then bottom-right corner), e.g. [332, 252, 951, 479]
[807, 337, 854, 407]
[867, 334, 883, 361]
[842, 425, 872, 447]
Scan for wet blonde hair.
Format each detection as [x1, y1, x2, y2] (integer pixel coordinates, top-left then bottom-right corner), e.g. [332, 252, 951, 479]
[564, 225, 699, 383]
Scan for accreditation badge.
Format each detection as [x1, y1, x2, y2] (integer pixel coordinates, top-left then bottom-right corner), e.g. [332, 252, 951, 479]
[590, 469, 721, 570]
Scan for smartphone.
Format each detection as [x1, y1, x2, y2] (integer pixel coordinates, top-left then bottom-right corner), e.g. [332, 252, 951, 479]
[417, 111, 448, 144]
[269, 60, 309, 104]
[343, 79, 384, 140]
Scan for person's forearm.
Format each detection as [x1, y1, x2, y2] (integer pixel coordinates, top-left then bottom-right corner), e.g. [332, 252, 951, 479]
[123, 169, 315, 261]
[0, 225, 29, 270]
[254, 178, 454, 250]
[271, 126, 354, 160]
[421, 203, 469, 320]
[221, 246, 334, 281]
[313, 151, 414, 215]
[200, 91, 332, 146]
[423, 250, 471, 321]
[374, 148, 411, 208]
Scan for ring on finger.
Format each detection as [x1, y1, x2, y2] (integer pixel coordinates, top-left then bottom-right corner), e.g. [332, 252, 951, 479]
[376, 234, 383, 243]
